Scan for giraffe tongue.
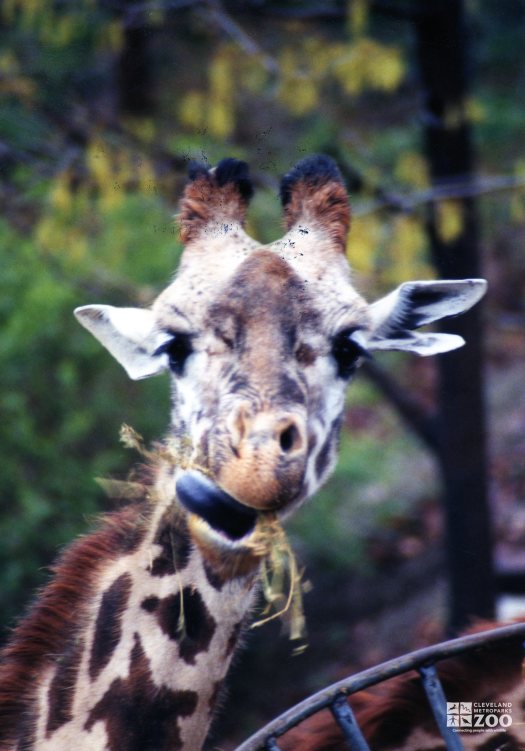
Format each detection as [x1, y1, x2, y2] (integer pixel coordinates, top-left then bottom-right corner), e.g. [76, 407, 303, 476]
[176, 470, 257, 540]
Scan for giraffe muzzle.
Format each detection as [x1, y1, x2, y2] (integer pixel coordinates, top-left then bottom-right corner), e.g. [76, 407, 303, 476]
[212, 407, 308, 511]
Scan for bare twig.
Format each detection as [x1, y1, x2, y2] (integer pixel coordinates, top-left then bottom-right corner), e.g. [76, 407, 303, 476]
[354, 174, 525, 217]
[201, 1, 280, 76]
[112, 0, 199, 28]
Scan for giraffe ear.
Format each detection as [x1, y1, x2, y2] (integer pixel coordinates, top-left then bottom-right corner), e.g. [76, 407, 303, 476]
[280, 155, 350, 251]
[365, 279, 487, 356]
[74, 305, 169, 380]
[179, 158, 254, 244]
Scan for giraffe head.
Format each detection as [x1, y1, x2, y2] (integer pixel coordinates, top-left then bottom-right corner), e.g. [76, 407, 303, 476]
[75, 156, 486, 544]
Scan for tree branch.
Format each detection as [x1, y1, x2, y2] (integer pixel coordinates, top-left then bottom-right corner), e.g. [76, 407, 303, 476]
[356, 174, 525, 217]
[331, 148, 525, 216]
[361, 360, 439, 455]
[202, 1, 280, 75]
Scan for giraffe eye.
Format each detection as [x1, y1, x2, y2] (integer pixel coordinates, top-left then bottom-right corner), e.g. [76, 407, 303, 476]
[155, 334, 193, 375]
[332, 329, 369, 379]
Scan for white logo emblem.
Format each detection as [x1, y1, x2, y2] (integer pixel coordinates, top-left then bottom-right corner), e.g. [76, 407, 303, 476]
[446, 701, 512, 732]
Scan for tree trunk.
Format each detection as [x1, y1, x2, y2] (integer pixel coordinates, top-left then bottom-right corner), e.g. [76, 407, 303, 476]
[117, 15, 154, 116]
[414, 0, 495, 632]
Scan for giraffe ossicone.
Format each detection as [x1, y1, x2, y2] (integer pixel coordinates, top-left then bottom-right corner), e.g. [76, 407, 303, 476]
[0, 155, 486, 751]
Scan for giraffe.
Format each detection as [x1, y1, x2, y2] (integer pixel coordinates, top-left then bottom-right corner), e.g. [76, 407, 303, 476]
[279, 619, 525, 751]
[0, 155, 487, 751]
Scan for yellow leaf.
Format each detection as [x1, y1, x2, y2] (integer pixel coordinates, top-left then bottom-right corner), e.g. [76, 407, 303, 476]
[209, 49, 233, 102]
[334, 39, 405, 96]
[69, 231, 88, 263]
[303, 38, 336, 77]
[179, 91, 206, 131]
[514, 159, 525, 178]
[278, 76, 318, 116]
[0, 52, 18, 75]
[124, 118, 156, 143]
[277, 47, 319, 115]
[333, 37, 405, 95]
[50, 173, 72, 213]
[208, 98, 235, 139]
[38, 10, 58, 46]
[394, 152, 430, 190]
[115, 148, 133, 188]
[137, 158, 157, 196]
[332, 48, 365, 95]
[239, 56, 269, 93]
[436, 200, 464, 244]
[53, 15, 77, 47]
[465, 97, 486, 124]
[347, 214, 383, 273]
[367, 42, 405, 92]
[72, 185, 90, 215]
[348, 0, 369, 36]
[99, 20, 124, 53]
[510, 193, 525, 224]
[87, 140, 113, 189]
[389, 215, 426, 282]
[36, 217, 60, 252]
[208, 50, 235, 137]
[100, 187, 123, 212]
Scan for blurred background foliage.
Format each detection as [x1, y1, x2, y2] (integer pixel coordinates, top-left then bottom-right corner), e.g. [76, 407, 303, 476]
[1, 0, 525, 734]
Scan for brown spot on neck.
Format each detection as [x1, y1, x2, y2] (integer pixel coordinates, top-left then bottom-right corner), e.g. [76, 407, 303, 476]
[46, 637, 84, 736]
[85, 633, 198, 751]
[149, 508, 192, 577]
[89, 572, 133, 681]
[140, 588, 216, 665]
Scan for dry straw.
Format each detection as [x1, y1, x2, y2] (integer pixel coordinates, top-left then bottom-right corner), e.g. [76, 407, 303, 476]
[98, 424, 309, 649]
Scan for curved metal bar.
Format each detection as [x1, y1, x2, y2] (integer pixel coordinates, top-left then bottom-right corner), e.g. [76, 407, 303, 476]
[330, 693, 372, 751]
[234, 621, 525, 751]
[418, 664, 464, 751]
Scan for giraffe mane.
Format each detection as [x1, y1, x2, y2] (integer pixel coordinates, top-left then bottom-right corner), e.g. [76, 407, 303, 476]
[0, 500, 150, 745]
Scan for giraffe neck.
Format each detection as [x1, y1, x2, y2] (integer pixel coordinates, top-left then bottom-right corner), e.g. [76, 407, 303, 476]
[0, 463, 261, 751]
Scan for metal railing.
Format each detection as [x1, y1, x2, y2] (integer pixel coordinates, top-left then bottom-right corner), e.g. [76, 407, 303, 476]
[234, 621, 525, 751]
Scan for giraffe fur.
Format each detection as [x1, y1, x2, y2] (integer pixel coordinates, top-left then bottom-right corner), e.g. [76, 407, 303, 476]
[0, 156, 487, 750]
[280, 619, 525, 751]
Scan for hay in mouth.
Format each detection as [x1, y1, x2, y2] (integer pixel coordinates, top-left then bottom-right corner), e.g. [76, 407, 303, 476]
[102, 424, 308, 647]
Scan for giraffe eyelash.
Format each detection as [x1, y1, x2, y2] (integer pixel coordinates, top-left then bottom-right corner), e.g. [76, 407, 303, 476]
[331, 328, 371, 379]
[154, 333, 194, 375]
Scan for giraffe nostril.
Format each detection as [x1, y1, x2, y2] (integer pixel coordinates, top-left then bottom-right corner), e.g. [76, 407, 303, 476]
[279, 422, 303, 454]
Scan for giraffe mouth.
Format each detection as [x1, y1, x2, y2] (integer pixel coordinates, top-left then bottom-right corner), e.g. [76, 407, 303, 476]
[176, 470, 258, 540]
